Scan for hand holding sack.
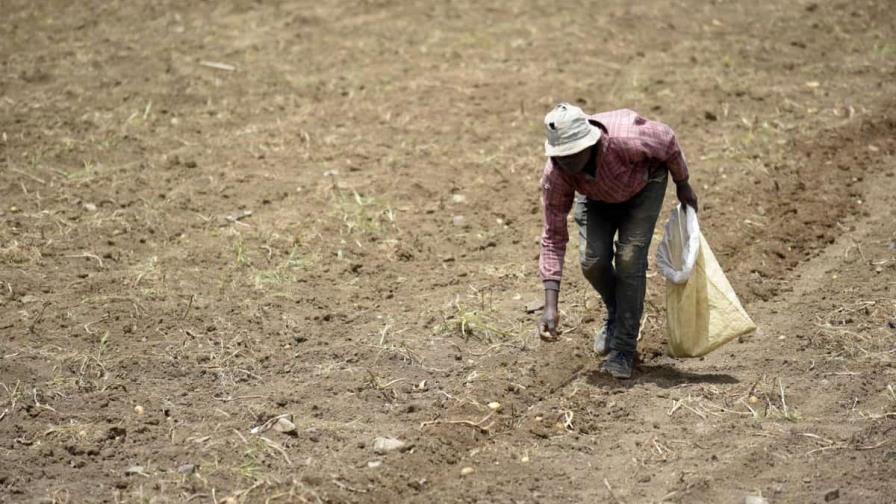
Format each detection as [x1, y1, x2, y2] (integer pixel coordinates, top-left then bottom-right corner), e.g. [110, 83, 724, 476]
[655, 205, 756, 357]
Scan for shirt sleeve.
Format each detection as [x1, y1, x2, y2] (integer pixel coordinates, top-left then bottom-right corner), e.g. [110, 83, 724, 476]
[539, 160, 575, 283]
[637, 121, 690, 183]
[663, 130, 690, 183]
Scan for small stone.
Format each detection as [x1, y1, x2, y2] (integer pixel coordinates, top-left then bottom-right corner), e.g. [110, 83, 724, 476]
[520, 455, 529, 463]
[460, 467, 474, 476]
[744, 496, 768, 504]
[20, 295, 39, 304]
[748, 395, 760, 405]
[125, 466, 145, 476]
[83, 202, 97, 212]
[824, 488, 840, 501]
[177, 464, 196, 475]
[451, 215, 465, 226]
[134, 405, 145, 416]
[274, 417, 297, 434]
[451, 194, 467, 204]
[367, 460, 382, 468]
[487, 402, 502, 411]
[373, 437, 407, 454]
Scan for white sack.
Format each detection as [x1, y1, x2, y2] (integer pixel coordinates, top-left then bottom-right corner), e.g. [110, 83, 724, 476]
[656, 204, 701, 284]
[656, 205, 757, 357]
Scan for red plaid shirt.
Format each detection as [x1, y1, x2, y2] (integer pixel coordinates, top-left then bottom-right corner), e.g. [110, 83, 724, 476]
[539, 109, 689, 283]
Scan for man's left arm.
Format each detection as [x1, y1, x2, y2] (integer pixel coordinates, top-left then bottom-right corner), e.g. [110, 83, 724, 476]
[662, 129, 699, 211]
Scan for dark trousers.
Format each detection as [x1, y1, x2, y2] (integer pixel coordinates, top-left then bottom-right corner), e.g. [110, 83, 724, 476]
[574, 171, 668, 353]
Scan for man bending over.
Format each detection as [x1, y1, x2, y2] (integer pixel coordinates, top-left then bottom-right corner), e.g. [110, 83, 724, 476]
[538, 103, 699, 379]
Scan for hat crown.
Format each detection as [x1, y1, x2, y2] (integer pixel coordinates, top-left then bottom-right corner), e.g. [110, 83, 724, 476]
[544, 103, 591, 148]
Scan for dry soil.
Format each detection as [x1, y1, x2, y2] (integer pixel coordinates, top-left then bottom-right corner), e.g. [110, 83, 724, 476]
[1, 1, 895, 503]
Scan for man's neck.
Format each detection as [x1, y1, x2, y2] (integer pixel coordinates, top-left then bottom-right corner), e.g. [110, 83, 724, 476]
[584, 140, 600, 177]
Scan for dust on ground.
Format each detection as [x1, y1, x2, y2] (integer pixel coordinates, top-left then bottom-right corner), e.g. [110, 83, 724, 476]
[1, 1, 895, 502]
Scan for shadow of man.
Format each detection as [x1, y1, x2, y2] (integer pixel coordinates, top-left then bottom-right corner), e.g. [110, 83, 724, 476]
[585, 363, 739, 390]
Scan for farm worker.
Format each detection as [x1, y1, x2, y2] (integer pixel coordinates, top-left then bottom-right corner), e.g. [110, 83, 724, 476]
[538, 103, 698, 379]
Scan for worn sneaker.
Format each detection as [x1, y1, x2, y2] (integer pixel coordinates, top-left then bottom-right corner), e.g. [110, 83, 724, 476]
[593, 320, 613, 356]
[601, 350, 635, 379]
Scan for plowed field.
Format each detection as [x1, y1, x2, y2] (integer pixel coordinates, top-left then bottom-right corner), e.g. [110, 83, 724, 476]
[2, 1, 895, 502]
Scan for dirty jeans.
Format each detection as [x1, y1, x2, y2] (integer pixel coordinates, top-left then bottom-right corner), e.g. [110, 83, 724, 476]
[574, 171, 668, 354]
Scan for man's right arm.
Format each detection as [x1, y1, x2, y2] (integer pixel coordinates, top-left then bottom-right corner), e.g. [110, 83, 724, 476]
[539, 163, 574, 338]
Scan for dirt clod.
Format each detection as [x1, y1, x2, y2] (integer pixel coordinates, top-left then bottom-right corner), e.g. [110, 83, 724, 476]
[525, 299, 545, 314]
[105, 427, 127, 441]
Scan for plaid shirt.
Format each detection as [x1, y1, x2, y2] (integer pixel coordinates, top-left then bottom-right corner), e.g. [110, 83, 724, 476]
[539, 109, 689, 283]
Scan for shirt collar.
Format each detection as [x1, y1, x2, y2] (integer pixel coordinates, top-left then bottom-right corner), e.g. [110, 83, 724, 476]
[584, 119, 609, 179]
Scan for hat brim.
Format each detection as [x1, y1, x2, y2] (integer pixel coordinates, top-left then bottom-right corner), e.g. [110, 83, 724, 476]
[544, 126, 601, 157]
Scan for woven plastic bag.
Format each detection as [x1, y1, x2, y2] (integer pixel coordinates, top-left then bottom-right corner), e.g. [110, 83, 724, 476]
[656, 205, 756, 357]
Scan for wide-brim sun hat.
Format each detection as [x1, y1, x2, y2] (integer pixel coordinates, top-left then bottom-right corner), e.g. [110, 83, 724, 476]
[543, 103, 602, 157]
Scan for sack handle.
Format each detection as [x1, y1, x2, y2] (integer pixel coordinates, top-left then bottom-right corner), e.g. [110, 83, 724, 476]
[676, 204, 692, 267]
[676, 205, 687, 254]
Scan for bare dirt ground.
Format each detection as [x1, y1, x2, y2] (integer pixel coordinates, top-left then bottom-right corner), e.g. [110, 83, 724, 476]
[2, 1, 895, 502]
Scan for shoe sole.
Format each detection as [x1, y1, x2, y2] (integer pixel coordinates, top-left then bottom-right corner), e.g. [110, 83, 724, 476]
[600, 364, 632, 379]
